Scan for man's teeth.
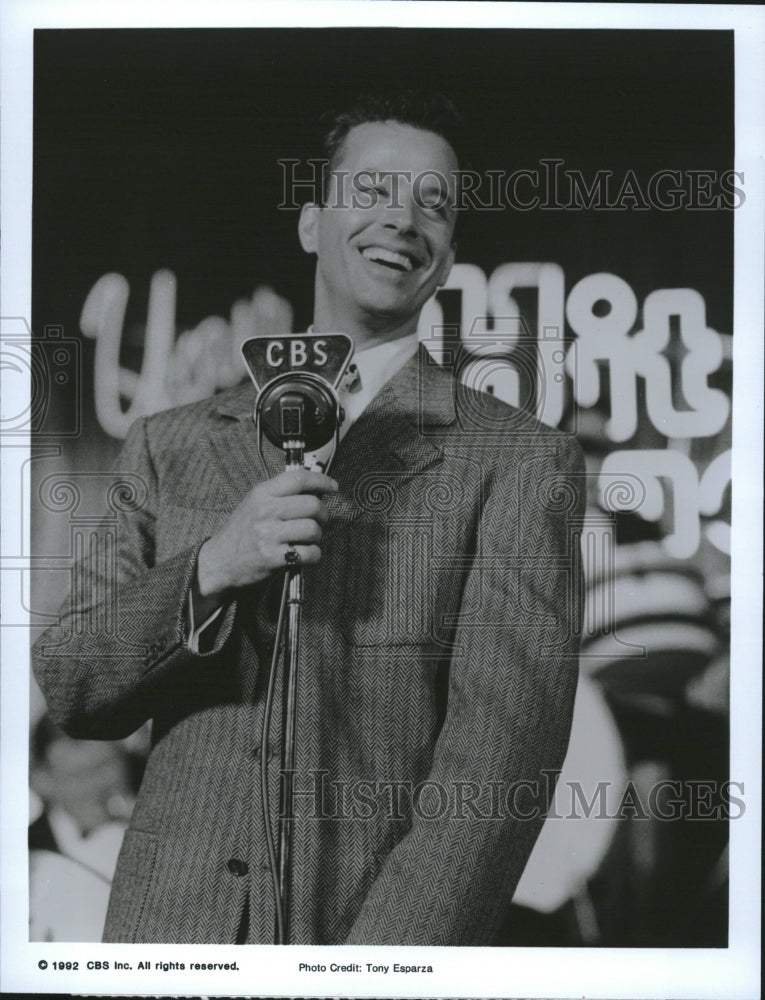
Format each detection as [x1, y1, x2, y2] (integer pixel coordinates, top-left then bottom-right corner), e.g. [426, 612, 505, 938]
[361, 247, 414, 271]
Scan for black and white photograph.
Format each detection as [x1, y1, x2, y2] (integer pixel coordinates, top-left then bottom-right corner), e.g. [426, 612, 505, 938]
[1, 3, 762, 998]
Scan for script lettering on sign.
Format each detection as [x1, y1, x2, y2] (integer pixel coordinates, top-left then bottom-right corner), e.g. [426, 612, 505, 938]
[77, 263, 731, 559]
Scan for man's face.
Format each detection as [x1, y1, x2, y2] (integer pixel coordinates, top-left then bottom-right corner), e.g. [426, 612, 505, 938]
[299, 121, 458, 334]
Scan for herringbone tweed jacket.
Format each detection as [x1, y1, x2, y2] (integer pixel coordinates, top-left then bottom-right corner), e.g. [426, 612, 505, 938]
[33, 346, 585, 946]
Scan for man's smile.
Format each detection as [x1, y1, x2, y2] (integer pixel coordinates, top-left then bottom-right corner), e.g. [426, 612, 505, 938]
[359, 245, 422, 273]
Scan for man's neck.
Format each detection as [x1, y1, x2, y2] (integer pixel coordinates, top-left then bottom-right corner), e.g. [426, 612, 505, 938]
[311, 302, 418, 351]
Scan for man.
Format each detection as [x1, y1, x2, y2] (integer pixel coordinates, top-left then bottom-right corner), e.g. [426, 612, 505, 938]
[33, 92, 585, 945]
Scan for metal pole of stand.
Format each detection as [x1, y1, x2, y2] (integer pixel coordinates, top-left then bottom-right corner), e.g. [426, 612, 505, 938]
[277, 450, 304, 943]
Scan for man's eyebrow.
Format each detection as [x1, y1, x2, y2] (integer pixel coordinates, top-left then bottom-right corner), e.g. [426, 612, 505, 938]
[357, 168, 407, 179]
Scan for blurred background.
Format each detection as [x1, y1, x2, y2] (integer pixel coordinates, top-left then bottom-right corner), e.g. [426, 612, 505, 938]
[24, 28, 733, 944]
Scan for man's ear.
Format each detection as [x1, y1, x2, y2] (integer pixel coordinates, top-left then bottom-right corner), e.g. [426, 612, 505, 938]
[437, 242, 457, 287]
[298, 202, 321, 254]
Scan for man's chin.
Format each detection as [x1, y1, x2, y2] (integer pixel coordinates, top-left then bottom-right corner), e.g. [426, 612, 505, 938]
[354, 285, 434, 324]
[355, 298, 422, 330]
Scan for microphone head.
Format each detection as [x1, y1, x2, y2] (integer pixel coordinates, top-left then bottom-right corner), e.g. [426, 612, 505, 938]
[241, 335, 354, 455]
[258, 375, 340, 451]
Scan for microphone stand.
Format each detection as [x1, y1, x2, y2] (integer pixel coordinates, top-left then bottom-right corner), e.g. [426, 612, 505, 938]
[243, 335, 353, 944]
[259, 386, 342, 944]
[277, 442, 305, 944]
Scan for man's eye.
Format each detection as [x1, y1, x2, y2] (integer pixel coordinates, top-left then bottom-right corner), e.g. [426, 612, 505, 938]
[418, 191, 448, 210]
[419, 197, 450, 218]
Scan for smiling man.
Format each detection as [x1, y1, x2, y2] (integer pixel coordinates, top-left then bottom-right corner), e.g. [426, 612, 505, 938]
[33, 91, 585, 946]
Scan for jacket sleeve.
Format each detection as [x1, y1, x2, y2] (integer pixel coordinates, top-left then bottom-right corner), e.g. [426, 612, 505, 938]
[32, 416, 237, 740]
[345, 434, 586, 945]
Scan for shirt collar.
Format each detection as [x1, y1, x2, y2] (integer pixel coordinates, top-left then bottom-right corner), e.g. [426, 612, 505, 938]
[348, 332, 420, 405]
[305, 328, 420, 446]
[306, 326, 420, 407]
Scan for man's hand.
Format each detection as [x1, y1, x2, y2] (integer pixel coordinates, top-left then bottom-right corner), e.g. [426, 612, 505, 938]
[195, 470, 338, 606]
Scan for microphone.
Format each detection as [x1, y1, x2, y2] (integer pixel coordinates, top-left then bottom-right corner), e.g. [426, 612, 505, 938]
[240, 333, 354, 468]
[240, 334, 356, 943]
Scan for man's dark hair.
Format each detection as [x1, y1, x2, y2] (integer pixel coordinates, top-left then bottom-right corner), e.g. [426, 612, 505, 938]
[319, 90, 466, 201]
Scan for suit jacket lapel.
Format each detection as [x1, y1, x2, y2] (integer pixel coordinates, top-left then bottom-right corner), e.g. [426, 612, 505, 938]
[203, 383, 275, 511]
[326, 345, 455, 518]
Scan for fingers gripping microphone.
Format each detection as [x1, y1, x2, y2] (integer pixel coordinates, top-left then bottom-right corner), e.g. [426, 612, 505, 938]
[240, 333, 355, 469]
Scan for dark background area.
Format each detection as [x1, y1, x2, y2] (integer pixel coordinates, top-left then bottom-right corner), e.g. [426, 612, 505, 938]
[33, 28, 734, 339]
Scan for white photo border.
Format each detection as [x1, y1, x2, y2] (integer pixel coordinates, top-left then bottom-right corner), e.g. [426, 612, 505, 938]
[2, 2, 762, 998]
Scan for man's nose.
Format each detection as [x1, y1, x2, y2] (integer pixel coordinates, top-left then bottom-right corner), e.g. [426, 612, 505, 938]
[382, 199, 420, 238]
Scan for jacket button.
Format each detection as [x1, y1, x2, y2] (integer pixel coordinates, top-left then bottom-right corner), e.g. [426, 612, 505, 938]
[227, 858, 249, 876]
